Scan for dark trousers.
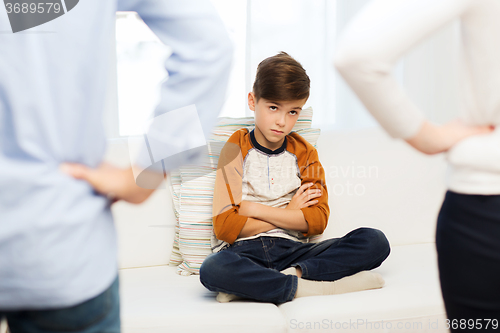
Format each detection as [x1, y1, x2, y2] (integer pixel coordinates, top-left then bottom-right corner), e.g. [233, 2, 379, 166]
[437, 191, 500, 331]
[0, 276, 120, 333]
[200, 227, 390, 303]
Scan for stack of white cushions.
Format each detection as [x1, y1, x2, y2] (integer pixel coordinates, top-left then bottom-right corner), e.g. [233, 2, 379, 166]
[168, 107, 322, 275]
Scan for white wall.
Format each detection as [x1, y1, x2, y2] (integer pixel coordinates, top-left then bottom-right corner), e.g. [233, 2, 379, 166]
[104, 138, 175, 270]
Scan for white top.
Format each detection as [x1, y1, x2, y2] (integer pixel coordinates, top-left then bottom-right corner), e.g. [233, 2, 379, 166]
[335, 0, 500, 195]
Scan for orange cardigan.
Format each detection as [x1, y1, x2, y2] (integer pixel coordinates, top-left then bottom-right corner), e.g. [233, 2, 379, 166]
[212, 128, 330, 246]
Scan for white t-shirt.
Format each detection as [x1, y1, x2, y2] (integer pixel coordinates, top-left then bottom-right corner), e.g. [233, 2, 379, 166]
[335, 0, 500, 195]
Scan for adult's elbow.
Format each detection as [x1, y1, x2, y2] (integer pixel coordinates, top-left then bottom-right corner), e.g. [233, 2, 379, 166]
[204, 28, 234, 73]
[216, 38, 233, 74]
[217, 34, 234, 64]
[333, 46, 368, 77]
[335, 43, 394, 82]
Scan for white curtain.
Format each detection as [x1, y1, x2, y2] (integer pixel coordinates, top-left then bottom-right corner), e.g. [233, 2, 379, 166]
[109, 0, 461, 137]
[213, 0, 337, 129]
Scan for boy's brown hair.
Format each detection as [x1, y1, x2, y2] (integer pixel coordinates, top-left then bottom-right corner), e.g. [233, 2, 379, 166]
[253, 51, 310, 102]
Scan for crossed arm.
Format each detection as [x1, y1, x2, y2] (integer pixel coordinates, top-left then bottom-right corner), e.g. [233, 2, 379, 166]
[334, 0, 493, 154]
[237, 182, 322, 238]
[60, 1, 232, 204]
[213, 140, 329, 243]
[237, 202, 307, 237]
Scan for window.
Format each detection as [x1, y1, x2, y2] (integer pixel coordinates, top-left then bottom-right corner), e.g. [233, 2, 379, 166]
[112, 0, 458, 138]
[115, 12, 170, 137]
[114, 1, 342, 137]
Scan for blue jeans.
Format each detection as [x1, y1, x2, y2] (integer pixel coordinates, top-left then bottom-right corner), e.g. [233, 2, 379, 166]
[200, 227, 390, 303]
[0, 275, 120, 333]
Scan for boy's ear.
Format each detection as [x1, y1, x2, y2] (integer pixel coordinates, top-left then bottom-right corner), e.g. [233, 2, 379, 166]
[248, 92, 256, 111]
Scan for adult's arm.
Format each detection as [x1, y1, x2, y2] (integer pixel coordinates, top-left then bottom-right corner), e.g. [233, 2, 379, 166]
[62, 1, 233, 203]
[119, 0, 233, 169]
[334, 0, 491, 154]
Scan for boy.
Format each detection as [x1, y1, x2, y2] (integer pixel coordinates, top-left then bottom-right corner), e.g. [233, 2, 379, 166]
[200, 52, 390, 303]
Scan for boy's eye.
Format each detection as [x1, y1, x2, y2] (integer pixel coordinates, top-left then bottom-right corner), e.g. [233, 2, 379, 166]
[290, 111, 298, 115]
[269, 106, 278, 111]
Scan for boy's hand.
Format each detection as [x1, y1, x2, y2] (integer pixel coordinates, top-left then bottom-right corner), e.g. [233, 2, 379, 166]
[285, 182, 322, 210]
[406, 119, 495, 155]
[59, 162, 157, 204]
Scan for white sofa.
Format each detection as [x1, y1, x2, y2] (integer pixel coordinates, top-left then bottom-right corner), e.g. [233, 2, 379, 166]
[0, 127, 449, 333]
[111, 126, 451, 333]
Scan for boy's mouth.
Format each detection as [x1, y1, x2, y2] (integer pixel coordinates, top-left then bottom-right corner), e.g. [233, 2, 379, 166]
[271, 129, 283, 134]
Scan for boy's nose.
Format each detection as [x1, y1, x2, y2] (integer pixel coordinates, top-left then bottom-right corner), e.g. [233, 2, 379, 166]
[276, 114, 286, 127]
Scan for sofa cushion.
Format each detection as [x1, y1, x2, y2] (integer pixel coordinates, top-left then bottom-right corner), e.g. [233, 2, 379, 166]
[111, 126, 448, 269]
[167, 172, 182, 266]
[119, 243, 447, 333]
[317, 127, 448, 246]
[112, 183, 175, 269]
[119, 266, 287, 333]
[278, 243, 447, 332]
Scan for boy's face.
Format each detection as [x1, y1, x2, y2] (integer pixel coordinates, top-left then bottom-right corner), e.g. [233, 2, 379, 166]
[248, 92, 307, 151]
